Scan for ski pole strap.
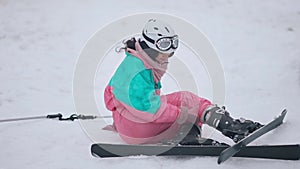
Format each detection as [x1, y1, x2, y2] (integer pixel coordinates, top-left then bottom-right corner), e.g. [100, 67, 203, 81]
[46, 113, 79, 121]
[46, 113, 99, 121]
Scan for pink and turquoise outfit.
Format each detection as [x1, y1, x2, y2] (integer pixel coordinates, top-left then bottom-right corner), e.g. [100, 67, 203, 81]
[104, 49, 212, 144]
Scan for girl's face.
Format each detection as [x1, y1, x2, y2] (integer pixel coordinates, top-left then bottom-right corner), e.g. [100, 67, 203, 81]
[155, 52, 172, 64]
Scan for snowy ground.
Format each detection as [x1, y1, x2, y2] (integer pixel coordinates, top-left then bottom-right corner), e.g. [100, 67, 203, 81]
[1, 0, 300, 169]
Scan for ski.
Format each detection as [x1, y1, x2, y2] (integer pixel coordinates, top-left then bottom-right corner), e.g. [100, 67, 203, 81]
[91, 109, 298, 162]
[217, 109, 288, 164]
[91, 143, 300, 160]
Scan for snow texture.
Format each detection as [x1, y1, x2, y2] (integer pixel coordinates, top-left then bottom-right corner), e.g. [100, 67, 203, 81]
[0, 0, 300, 169]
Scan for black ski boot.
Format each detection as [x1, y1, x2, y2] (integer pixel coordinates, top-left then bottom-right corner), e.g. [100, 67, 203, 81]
[202, 105, 263, 143]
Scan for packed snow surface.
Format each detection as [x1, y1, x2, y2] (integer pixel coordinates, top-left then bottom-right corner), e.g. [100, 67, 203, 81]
[1, 0, 300, 169]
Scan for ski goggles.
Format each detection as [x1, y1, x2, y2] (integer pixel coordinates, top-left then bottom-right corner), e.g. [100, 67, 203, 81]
[142, 32, 179, 52]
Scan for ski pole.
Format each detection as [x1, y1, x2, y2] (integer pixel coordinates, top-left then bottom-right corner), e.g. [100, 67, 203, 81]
[0, 113, 112, 123]
[0, 115, 50, 123]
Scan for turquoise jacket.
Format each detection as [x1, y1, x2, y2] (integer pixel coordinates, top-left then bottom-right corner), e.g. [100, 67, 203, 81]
[108, 52, 162, 114]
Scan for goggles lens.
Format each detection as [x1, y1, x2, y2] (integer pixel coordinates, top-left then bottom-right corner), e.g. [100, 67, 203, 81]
[158, 39, 172, 49]
[156, 35, 178, 52]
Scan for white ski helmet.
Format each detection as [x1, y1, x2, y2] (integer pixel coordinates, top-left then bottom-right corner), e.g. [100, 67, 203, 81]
[142, 19, 179, 54]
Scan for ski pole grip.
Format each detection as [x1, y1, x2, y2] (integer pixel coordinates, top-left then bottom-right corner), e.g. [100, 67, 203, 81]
[47, 113, 63, 119]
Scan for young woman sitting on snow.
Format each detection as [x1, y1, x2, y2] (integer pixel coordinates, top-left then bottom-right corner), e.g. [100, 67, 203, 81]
[104, 19, 263, 145]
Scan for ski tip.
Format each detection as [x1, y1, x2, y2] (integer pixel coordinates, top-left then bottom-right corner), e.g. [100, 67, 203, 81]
[282, 109, 287, 115]
[217, 151, 229, 164]
[217, 155, 226, 164]
[280, 109, 287, 120]
[217, 159, 222, 165]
